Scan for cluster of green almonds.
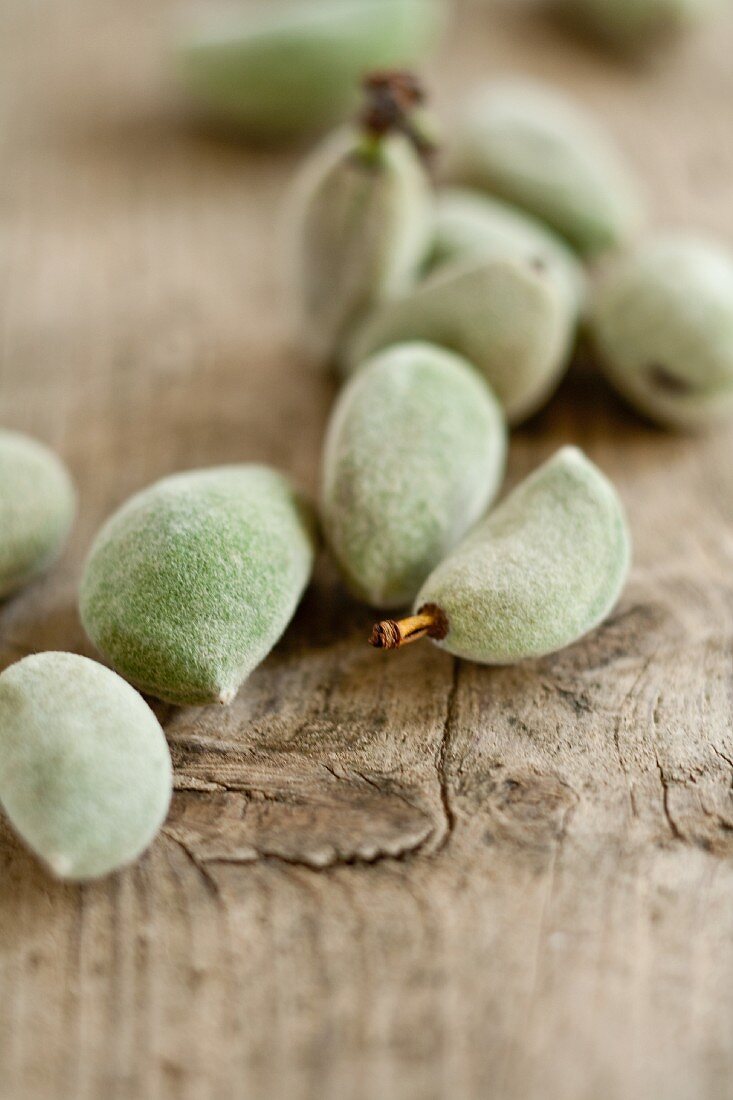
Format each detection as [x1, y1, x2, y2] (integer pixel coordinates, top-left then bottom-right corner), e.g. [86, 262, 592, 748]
[4, 13, 733, 880]
[174, 0, 726, 139]
[283, 72, 635, 658]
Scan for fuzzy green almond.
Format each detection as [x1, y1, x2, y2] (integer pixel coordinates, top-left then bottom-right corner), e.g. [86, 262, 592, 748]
[286, 118, 433, 364]
[426, 187, 586, 315]
[0, 652, 172, 881]
[0, 430, 76, 599]
[449, 80, 644, 257]
[553, 0, 723, 51]
[321, 342, 507, 609]
[589, 235, 733, 430]
[345, 254, 576, 425]
[371, 447, 630, 663]
[80, 465, 316, 706]
[176, 0, 448, 141]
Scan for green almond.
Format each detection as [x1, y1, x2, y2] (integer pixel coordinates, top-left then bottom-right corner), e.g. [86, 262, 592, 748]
[345, 255, 576, 425]
[286, 126, 433, 362]
[449, 80, 644, 257]
[589, 236, 733, 430]
[411, 446, 631, 663]
[0, 430, 75, 599]
[176, 0, 448, 141]
[321, 342, 507, 608]
[80, 465, 316, 706]
[0, 652, 172, 881]
[426, 186, 586, 315]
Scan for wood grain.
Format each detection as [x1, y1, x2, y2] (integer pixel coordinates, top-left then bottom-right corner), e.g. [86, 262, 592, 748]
[1, 1, 733, 1097]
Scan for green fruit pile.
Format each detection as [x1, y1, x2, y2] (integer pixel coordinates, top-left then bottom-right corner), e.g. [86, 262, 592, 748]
[2, 0, 730, 881]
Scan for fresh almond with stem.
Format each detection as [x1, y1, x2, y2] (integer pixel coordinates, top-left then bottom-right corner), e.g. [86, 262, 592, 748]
[285, 70, 435, 364]
[370, 447, 631, 664]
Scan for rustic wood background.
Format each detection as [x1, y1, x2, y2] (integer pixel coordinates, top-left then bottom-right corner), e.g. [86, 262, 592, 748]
[2, 1, 733, 1097]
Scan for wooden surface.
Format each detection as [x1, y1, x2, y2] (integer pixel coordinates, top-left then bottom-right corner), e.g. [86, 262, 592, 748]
[2, 2, 733, 1097]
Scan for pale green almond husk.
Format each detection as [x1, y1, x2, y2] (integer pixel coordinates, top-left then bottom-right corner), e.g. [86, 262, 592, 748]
[554, 0, 723, 50]
[0, 652, 172, 881]
[80, 466, 316, 706]
[345, 255, 576, 425]
[286, 126, 433, 363]
[176, 0, 449, 141]
[426, 187, 586, 315]
[416, 446, 630, 663]
[449, 80, 644, 257]
[0, 430, 76, 599]
[322, 342, 507, 609]
[589, 236, 733, 430]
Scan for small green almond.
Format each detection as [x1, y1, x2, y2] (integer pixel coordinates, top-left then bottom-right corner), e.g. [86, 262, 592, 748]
[449, 80, 644, 257]
[0, 652, 172, 881]
[0, 430, 76, 599]
[397, 447, 630, 664]
[80, 466, 316, 706]
[589, 235, 733, 430]
[426, 187, 586, 315]
[321, 342, 507, 608]
[286, 125, 433, 363]
[345, 255, 576, 425]
[176, 0, 448, 141]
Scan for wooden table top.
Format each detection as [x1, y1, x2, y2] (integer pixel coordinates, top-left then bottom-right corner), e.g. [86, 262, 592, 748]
[1, 1, 732, 1097]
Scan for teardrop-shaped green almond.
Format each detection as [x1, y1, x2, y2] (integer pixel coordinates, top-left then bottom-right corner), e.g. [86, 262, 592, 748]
[0, 430, 76, 599]
[553, 0, 722, 51]
[449, 80, 643, 257]
[80, 466, 316, 706]
[415, 446, 630, 663]
[176, 0, 448, 141]
[0, 652, 172, 881]
[589, 236, 733, 430]
[345, 255, 576, 424]
[426, 187, 586, 315]
[322, 342, 507, 608]
[286, 126, 433, 362]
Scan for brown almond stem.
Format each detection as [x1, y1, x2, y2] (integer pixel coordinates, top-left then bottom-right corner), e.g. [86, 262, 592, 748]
[358, 70, 436, 162]
[369, 604, 448, 651]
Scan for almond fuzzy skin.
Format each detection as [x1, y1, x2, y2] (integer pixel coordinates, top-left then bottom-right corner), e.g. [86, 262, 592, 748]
[321, 342, 507, 609]
[416, 447, 630, 663]
[176, 0, 448, 142]
[589, 236, 733, 430]
[0, 430, 76, 599]
[450, 80, 643, 257]
[426, 187, 586, 315]
[345, 255, 576, 425]
[286, 126, 433, 363]
[80, 466, 316, 706]
[0, 652, 172, 881]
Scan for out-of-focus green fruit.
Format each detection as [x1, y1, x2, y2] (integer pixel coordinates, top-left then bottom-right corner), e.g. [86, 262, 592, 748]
[0, 430, 75, 599]
[345, 255, 577, 425]
[176, 0, 448, 141]
[590, 236, 733, 429]
[450, 80, 644, 257]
